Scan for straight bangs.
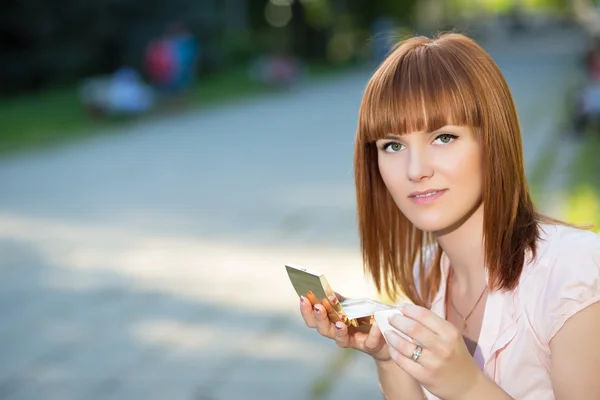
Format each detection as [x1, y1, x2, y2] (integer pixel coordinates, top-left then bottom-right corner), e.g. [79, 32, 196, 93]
[358, 44, 482, 143]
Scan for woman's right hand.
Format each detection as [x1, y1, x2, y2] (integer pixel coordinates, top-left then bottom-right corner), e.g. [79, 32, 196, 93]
[299, 294, 391, 361]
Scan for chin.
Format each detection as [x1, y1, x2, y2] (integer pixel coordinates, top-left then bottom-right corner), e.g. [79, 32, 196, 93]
[402, 210, 459, 234]
[409, 219, 451, 233]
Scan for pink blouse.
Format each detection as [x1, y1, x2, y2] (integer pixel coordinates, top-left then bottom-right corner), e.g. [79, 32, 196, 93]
[424, 224, 600, 399]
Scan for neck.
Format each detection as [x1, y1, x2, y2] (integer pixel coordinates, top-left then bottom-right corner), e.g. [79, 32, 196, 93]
[435, 202, 487, 294]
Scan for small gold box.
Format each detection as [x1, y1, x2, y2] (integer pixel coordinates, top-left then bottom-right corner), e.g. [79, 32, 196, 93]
[285, 264, 393, 329]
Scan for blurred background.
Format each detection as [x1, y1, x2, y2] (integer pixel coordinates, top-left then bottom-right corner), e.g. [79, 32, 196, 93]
[0, 0, 599, 399]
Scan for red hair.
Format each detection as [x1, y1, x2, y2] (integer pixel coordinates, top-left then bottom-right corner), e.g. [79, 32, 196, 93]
[354, 33, 544, 307]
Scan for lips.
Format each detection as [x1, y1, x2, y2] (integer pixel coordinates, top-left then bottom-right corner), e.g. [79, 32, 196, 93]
[408, 189, 447, 205]
[413, 191, 440, 198]
[409, 189, 445, 198]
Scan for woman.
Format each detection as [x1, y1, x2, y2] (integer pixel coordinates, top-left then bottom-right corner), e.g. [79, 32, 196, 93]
[299, 33, 600, 399]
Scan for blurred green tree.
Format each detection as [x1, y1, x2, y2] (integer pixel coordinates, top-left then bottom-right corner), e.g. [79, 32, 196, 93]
[0, 0, 420, 96]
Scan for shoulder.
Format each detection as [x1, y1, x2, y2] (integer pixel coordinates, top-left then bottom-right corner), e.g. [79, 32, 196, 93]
[533, 223, 600, 268]
[521, 224, 600, 343]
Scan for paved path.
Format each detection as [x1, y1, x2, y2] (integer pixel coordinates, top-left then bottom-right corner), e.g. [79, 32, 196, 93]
[0, 28, 586, 399]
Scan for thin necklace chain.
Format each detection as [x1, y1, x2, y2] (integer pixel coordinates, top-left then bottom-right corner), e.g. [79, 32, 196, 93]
[449, 269, 488, 331]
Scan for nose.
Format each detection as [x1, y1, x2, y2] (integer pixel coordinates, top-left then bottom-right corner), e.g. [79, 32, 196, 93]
[406, 148, 433, 182]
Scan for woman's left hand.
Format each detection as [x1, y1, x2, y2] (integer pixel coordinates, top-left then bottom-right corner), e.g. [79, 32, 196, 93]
[384, 303, 485, 400]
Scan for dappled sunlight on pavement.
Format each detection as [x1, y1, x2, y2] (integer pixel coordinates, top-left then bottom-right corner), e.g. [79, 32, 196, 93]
[0, 212, 376, 309]
[0, 211, 378, 398]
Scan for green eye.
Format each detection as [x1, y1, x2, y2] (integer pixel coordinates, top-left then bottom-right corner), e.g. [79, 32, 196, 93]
[439, 134, 452, 143]
[381, 141, 404, 152]
[434, 134, 457, 145]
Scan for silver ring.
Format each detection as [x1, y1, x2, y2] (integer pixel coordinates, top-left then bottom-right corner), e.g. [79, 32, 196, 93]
[411, 345, 423, 362]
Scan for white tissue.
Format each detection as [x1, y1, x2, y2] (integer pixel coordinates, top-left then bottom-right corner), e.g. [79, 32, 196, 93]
[374, 308, 416, 345]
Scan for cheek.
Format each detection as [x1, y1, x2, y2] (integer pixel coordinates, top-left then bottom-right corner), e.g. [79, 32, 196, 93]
[438, 147, 483, 193]
[378, 156, 405, 194]
[378, 158, 415, 214]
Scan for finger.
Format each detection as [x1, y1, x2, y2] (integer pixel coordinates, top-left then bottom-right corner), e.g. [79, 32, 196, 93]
[314, 303, 335, 337]
[399, 303, 450, 336]
[388, 343, 427, 382]
[385, 330, 432, 371]
[388, 312, 440, 352]
[299, 296, 317, 328]
[305, 291, 320, 306]
[333, 321, 351, 347]
[364, 322, 385, 352]
[321, 297, 342, 323]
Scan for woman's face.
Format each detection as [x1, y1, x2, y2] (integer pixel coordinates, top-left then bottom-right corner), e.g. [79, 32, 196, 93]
[376, 125, 483, 234]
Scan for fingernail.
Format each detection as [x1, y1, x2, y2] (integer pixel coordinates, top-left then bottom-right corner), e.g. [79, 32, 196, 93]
[313, 305, 321, 313]
[331, 297, 339, 305]
[341, 314, 348, 323]
[300, 296, 305, 303]
[335, 321, 344, 330]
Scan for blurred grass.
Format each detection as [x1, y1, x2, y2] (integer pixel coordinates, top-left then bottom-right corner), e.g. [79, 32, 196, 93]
[0, 85, 101, 155]
[453, 0, 568, 14]
[563, 133, 600, 230]
[0, 63, 346, 157]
